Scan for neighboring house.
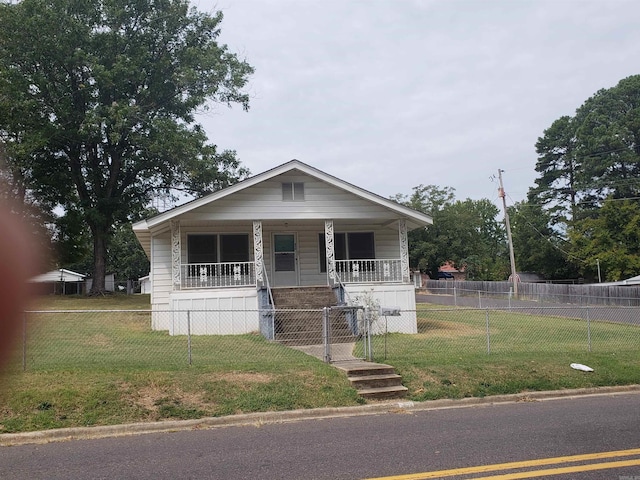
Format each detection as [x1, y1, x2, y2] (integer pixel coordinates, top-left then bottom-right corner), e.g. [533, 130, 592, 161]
[438, 261, 465, 281]
[422, 262, 464, 282]
[133, 160, 433, 337]
[621, 274, 640, 286]
[139, 275, 151, 294]
[597, 274, 640, 287]
[30, 269, 86, 295]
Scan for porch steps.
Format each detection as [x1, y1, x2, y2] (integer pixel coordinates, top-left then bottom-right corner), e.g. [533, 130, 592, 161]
[271, 286, 355, 346]
[270, 286, 338, 309]
[333, 361, 408, 400]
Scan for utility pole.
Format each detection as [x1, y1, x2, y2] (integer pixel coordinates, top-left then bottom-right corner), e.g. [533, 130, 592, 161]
[498, 169, 518, 296]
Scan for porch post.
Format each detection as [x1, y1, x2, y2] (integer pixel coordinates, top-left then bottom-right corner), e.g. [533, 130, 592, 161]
[324, 220, 336, 284]
[253, 220, 264, 285]
[398, 219, 410, 283]
[171, 220, 181, 290]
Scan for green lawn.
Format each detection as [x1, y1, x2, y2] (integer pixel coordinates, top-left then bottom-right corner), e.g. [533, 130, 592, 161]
[362, 305, 640, 402]
[1, 295, 638, 433]
[1, 295, 362, 433]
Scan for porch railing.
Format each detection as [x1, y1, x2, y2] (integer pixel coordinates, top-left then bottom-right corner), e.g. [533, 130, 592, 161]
[335, 258, 403, 284]
[181, 262, 256, 289]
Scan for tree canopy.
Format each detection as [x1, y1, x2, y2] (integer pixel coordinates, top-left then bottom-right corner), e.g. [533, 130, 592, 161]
[0, 0, 253, 292]
[393, 185, 508, 281]
[530, 74, 640, 281]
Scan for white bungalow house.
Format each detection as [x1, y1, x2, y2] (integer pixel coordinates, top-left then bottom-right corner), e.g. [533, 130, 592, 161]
[133, 160, 432, 337]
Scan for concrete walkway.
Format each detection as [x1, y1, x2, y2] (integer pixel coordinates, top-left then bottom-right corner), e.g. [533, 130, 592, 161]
[290, 342, 360, 363]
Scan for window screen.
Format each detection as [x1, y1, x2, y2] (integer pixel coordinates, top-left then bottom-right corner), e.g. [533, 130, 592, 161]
[187, 235, 217, 264]
[347, 232, 375, 259]
[220, 234, 249, 263]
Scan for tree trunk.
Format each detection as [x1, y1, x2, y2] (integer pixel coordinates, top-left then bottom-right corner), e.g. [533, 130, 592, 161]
[89, 223, 109, 295]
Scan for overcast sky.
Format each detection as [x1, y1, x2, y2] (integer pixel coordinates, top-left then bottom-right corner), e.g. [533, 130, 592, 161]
[190, 0, 640, 209]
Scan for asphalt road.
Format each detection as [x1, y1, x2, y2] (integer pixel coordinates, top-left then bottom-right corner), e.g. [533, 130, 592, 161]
[3, 391, 640, 479]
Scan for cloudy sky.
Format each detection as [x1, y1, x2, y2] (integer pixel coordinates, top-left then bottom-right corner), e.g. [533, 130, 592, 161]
[190, 0, 640, 208]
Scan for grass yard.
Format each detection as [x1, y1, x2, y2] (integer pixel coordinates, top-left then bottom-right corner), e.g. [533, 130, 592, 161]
[0, 295, 362, 433]
[1, 296, 639, 433]
[362, 305, 640, 402]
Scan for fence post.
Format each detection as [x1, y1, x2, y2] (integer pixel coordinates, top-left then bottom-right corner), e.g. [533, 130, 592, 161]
[486, 309, 491, 354]
[361, 310, 368, 361]
[187, 310, 192, 366]
[323, 307, 331, 363]
[454, 285, 457, 307]
[586, 307, 591, 353]
[22, 311, 27, 372]
[478, 291, 482, 309]
[366, 306, 373, 361]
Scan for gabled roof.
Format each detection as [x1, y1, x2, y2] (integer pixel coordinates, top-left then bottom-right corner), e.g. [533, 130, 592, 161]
[134, 159, 432, 230]
[30, 268, 86, 283]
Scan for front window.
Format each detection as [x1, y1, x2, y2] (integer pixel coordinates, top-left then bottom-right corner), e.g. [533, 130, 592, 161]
[220, 234, 250, 263]
[187, 234, 249, 264]
[319, 232, 374, 272]
[188, 235, 217, 264]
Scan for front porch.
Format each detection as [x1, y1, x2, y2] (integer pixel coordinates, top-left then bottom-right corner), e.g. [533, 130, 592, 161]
[169, 219, 412, 292]
[176, 258, 405, 290]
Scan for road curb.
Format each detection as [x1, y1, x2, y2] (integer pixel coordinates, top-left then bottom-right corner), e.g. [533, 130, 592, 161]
[3, 385, 639, 446]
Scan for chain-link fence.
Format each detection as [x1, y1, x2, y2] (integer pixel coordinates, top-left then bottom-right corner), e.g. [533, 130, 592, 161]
[368, 305, 640, 362]
[422, 281, 640, 307]
[10, 308, 371, 372]
[8, 304, 640, 373]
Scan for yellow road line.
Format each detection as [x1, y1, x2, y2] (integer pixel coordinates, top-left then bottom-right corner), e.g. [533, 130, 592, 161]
[472, 458, 640, 479]
[364, 447, 640, 480]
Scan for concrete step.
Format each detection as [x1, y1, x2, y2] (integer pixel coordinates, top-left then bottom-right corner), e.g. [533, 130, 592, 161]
[348, 373, 404, 389]
[333, 361, 407, 399]
[357, 385, 408, 400]
[336, 363, 397, 377]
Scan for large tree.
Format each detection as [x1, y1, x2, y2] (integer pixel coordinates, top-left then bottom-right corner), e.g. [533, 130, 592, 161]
[529, 115, 580, 229]
[0, 0, 253, 293]
[508, 201, 579, 281]
[569, 198, 640, 282]
[576, 75, 640, 203]
[529, 75, 640, 281]
[392, 185, 508, 280]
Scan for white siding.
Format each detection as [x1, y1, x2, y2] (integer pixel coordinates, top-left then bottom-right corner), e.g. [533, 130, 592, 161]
[179, 172, 403, 222]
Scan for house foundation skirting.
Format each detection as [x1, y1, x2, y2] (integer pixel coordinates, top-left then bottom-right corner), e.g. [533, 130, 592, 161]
[149, 284, 417, 336]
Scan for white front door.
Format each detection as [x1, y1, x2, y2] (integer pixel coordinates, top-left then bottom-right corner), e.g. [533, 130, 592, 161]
[273, 233, 298, 286]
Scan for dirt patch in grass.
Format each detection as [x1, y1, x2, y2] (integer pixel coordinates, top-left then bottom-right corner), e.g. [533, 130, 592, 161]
[119, 372, 276, 418]
[83, 333, 113, 348]
[217, 372, 273, 384]
[416, 319, 484, 338]
[121, 382, 211, 419]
